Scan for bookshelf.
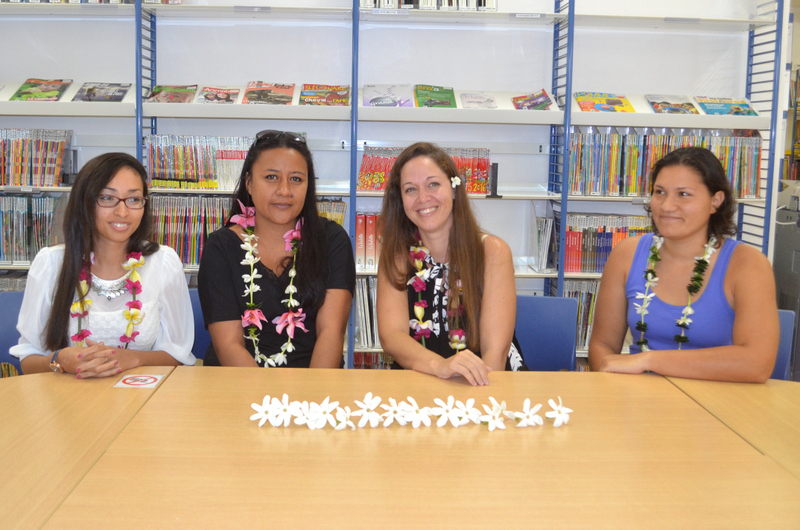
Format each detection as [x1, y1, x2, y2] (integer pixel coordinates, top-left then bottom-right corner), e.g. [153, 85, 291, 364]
[0, 0, 788, 369]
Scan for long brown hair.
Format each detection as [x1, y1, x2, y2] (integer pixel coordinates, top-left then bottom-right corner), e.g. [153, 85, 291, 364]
[378, 142, 485, 350]
[44, 153, 158, 351]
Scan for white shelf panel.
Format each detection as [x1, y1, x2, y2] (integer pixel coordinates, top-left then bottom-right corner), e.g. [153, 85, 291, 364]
[570, 111, 770, 130]
[567, 195, 766, 206]
[0, 186, 69, 193]
[0, 3, 134, 17]
[0, 264, 31, 270]
[359, 106, 563, 125]
[358, 186, 557, 200]
[574, 14, 776, 32]
[141, 4, 351, 21]
[0, 101, 136, 118]
[147, 180, 350, 196]
[142, 102, 350, 121]
[359, 9, 562, 27]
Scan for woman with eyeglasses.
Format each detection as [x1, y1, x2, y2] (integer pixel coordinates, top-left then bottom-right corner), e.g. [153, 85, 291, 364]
[197, 131, 355, 368]
[11, 152, 196, 376]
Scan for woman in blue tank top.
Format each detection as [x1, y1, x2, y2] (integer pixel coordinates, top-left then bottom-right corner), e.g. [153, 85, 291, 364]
[589, 147, 778, 382]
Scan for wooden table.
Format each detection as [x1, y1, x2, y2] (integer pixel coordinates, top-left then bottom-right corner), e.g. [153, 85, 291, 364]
[0, 366, 173, 529]
[669, 376, 800, 481]
[44, 368, 800, 528]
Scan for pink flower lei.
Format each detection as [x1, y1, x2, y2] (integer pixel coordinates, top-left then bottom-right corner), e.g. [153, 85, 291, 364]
[233, 199, 308, 367]
[70, 252, 146, 349]
[407, 238, 466, 352]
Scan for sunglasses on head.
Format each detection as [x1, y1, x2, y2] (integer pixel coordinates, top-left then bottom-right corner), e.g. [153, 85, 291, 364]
[255, 130, 307, 144]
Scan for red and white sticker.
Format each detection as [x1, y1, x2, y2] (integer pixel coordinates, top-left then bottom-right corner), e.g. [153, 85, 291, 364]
[114, 374, 165, 389]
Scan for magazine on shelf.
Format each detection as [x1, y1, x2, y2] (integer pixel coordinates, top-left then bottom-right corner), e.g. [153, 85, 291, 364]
[242, 82, 294, 105]
[71, 82, 131, 102]
[299, 84, 350, 106]
[10, 79, 72, 102]
[512, 89, 553, 110]
[460, 92, 498, 109]
[694, 97, 758, 116]
[362, 84, 414, 107]
[645, 94, 699, 114]
[574, 92, 635, 113]
[196, 86, 240, 104]
[414, 85, 456, 108]
[145, 85, 197, 103]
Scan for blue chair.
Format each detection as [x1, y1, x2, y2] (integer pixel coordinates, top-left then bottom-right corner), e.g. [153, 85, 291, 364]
[189, 288, 210, 362]
[515, 295, 578, 371]
[771, 309, 795, 380]
[0, 291, 24, 376]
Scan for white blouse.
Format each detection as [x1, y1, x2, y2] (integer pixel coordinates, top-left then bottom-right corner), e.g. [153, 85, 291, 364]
[11, 245, 196, 365]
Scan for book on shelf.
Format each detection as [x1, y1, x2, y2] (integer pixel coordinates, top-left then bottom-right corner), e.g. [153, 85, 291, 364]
[195, 86, 240, 104]
[0, 195, 60, 266]
[316, 199, 347, 227]
[575, 92, 635, 113]
[298, 84, 350, 106]
[355, 214, 366, 272]
[365, 213, 378, 272]
[414, 85, 457, 108]
[694, 96, 758, 116]
[645, 94, 699, 114]
[512, 89, 553, 110]
[460, 92, 498, 109]
[353, 351, 394, 370]
[71, 82, 131, 102]
[1, 128, 72, 187]
[242, 82, 294, 105]
[362, 84, 414, 107]
[145, 85, 197, 104]
[527, 211, 554, 272]
[150, 195, 230, 267]
[558, 213, 652, 274]
[10, 79, 72, 102]
[354, 276, 382, 353]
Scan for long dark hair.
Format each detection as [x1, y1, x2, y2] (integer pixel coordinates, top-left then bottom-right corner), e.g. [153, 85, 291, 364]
[229, 132, 326, 310]
[646, 146, 737, 242]
[44, 152, 158, 351]
[377, 142, 485, 350]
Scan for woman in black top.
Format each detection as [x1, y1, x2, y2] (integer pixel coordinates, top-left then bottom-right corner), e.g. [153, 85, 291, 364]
[198, 131, 355, 367]
[376, 142, 526, 386]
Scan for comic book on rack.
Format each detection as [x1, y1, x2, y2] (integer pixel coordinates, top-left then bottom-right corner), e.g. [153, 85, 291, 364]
[10, 79, 72, 102]
[299, 84, 350, 106]
[72, 82, 131, 102]
[413, 85, 456, 108]
[362, 84, 414, 107]
[574, 92, 635, 112]
[242, 82, 294, 105]
[645, 94, 699, 114]
[145, 85, 197, 103]
[694, 96, 758, 116]
[512, 89, 553, 110]
[460, 92, 498, 109]
[196, 86, 240, 104]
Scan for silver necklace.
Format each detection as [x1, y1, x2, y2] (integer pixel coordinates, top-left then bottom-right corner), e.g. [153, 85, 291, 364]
[90, 270, 133, 300]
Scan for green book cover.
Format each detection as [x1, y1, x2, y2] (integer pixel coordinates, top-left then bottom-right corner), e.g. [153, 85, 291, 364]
[414, 85, 456, 108]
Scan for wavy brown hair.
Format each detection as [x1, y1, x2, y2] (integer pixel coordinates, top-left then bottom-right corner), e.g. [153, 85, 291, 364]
[44, 153, 158, 352]
[378, 142, 485, 350]
[646, 146, 737, 242]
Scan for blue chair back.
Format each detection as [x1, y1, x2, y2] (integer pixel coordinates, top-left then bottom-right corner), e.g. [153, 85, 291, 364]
[189, 288, 210, 361]
[772, 309, 795, 380]
[515, 295, 578, 371]
[0, 291, 24, 376]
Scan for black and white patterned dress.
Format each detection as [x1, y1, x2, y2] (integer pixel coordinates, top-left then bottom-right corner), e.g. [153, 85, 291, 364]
[404, 252, 527, 371]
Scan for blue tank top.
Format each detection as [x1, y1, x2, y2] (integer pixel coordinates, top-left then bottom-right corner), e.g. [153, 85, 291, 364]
[626, 233, 737, 354]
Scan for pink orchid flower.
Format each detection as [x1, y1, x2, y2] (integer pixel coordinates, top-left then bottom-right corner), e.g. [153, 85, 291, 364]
[283, 219, 302, 252]
[272, 309, 308, 339]
[71, 329, 92, 343]
[120, 330, 140, 343]
[242, 309, 268, 330]
[409, 275, 426, 293]
[126, 300, 143, 311]
[125, 279, 142, 296]
[413, 327, 432, 341]
[448, 329, 466, 350]
[230, 199, 256, 229]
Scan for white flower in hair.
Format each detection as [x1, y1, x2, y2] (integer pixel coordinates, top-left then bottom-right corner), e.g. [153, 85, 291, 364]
[451, 176, 462, 188]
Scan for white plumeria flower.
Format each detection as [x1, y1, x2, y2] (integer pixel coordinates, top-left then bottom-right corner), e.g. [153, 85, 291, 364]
[268, 394, 301, 427]
[335, 406, 356, 430]
[399, 397, 432, 428]
[249, 395, 271, 427]
[293, 401, 319, 429]
[380, 398, 407, 427]
[351, 392, 383, 428]
[545, 396, 573, 427]
[318, 397, 340, 429]
[454, 398, 481, 425]
[480, 397, 507, 431]
[451, 175, 462, 188]
[431, 396, 467, 427]
[285, 284, 298, 295]
[508, 398, 544, 428]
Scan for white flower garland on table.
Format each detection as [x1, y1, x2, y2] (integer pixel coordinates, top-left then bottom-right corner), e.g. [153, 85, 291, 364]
[250, 393, 573, 431]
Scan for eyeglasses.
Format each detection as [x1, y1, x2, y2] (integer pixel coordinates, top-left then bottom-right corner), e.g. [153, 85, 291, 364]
[255, 130, 307, 144]
[96, 194, 148, 210]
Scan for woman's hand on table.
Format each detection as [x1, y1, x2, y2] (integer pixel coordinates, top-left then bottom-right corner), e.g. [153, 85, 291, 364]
[433, 349, 492, 386]
[598, 352, 650, 375]
[68, 338, 126, 378]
